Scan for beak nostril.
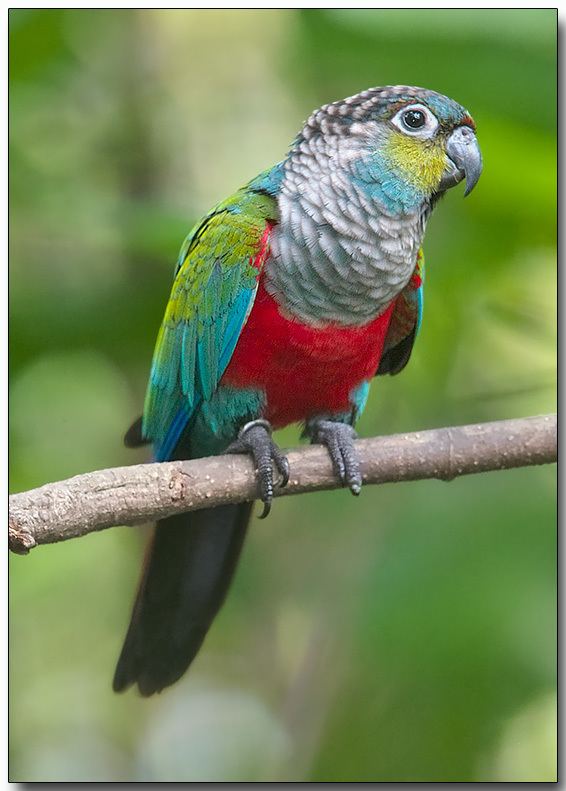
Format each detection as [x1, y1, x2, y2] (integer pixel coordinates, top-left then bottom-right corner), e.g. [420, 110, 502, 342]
[454, 125, 473, 142]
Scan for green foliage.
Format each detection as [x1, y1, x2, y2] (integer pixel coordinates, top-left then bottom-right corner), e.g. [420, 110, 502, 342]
[9, 9, 556, 782]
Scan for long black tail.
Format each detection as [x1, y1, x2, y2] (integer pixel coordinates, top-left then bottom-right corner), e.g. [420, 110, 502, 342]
[113, 502, 252, 696]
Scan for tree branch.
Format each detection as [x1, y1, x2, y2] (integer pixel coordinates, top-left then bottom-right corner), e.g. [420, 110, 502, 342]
[9, 414, 556, 555]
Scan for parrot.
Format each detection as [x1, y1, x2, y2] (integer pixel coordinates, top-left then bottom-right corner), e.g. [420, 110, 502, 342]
[113, 85, 482, 695]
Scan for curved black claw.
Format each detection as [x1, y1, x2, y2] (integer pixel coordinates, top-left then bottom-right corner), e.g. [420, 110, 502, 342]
[226, 419, 290, 518]
[308, 419, 362, 496]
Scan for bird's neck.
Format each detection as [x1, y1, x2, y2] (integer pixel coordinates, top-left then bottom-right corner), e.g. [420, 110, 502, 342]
[265, 135, 431, 327]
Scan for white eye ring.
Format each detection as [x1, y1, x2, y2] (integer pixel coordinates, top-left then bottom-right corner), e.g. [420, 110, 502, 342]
[391, 104, 439, 138]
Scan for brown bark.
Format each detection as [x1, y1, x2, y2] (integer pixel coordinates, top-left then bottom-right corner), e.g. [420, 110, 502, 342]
[9, 414, 557, 555]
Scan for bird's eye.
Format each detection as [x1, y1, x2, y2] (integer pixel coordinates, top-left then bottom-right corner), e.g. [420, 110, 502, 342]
[402, 110, 425, 129]
[391, 104, 439, 137]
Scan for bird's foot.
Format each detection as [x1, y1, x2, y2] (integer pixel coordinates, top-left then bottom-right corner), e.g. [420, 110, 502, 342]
[306, 419, 362, 496]
[226, 419, 290, 519]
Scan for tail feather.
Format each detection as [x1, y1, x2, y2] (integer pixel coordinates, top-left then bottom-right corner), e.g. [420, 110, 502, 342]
[113, 502, 252, 696]
[123, 415, 149, 448]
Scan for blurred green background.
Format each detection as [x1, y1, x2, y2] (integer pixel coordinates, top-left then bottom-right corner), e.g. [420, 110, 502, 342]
[9, 8, 557, 782]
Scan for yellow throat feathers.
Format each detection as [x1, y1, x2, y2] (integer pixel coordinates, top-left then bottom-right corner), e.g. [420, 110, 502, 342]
[385, 133, 446, 193]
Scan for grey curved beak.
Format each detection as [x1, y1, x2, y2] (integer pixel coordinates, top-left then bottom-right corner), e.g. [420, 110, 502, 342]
[439, 125, 483, 196]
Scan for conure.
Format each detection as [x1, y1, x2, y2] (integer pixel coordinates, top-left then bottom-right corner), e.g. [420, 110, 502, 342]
[113, 85, 482, 695]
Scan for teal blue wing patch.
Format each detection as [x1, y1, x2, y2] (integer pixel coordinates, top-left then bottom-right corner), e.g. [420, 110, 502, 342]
[143, 185, 278, 461]
[377, 250, 424, 377]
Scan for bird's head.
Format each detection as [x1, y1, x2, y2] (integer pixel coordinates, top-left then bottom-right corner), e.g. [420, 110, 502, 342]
[297, 85, 482, 212]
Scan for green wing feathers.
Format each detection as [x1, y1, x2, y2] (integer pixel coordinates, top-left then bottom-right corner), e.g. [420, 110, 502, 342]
[143, 187, 278, 460]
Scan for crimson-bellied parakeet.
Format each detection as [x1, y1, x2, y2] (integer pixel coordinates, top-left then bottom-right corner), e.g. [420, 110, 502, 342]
[113, 85, 482, 695]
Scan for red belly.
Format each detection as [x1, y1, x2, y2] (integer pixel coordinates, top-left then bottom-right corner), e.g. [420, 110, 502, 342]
[221, 278, 395, 428]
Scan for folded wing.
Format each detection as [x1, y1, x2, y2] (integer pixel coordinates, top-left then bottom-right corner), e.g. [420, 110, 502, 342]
[143, 188, 278, 461]
[377, 248, 425, 377]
